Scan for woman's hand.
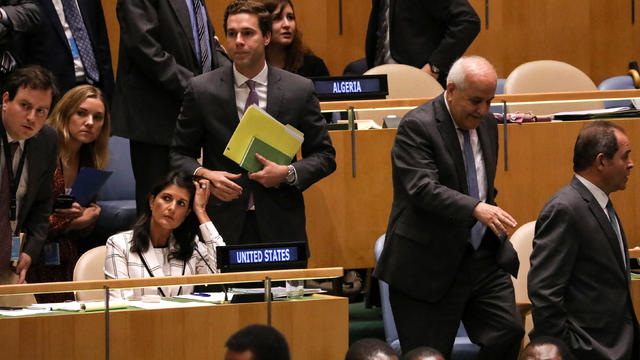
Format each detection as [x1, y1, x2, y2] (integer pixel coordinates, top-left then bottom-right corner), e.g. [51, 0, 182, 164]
[193, 179, 211, 224]
[66, 203, 101, 231]
[54, 202, 84, 218]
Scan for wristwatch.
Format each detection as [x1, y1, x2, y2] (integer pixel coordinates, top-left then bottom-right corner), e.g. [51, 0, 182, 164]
[430, 63, 440, 75]
[285, 165, 296, 185]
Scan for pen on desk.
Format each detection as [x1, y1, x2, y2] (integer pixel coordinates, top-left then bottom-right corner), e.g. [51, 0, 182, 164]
[190, 292, 211, 297]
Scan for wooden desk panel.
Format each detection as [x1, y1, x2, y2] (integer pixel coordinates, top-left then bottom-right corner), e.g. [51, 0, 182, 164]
[0, 295, 348, 360]
[305, 130, 395, 269]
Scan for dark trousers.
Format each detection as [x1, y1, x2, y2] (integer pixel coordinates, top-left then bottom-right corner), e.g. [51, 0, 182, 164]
[389, 246, 523, 360]
[130, 140, 170, 215]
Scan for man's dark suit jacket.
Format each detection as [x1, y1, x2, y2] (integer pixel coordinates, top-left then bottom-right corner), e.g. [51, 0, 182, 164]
[0, 0, 40, 61]
[170, 65, 336, 246]
[373, 94, 518, 303]
[529, 177, 640, 360]
[365, 0, 480, 84]
[111, 0, 228, 146]
[23, 0, 114, 101]
[2, 122, 57, 262]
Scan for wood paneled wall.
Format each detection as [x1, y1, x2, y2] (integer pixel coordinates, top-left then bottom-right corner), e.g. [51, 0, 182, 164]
[102, 0, 638, 84]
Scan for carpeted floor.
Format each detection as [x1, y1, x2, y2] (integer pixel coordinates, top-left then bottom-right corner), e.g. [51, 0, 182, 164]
[348, 300, 385, 345]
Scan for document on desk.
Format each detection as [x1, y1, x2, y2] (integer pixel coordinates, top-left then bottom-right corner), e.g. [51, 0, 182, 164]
[174, 292, 231, 303]
[51, 300, 129, 312]
[553, 106, 640, 121]
[128, 299, 211, 310]
[230, 287, 324, 298]
[224, 105, 303, 171]
[0, 308, 51, 317]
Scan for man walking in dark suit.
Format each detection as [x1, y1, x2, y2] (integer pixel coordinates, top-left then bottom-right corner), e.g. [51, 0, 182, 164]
[374, 56, 523, 359]
[0, 66, 57, 289]
[23, 0, 114, 101]
[365, 0, 480, 86]
[528, 121, 639, 360]
[112, 0, 229, 214]
[170, 0, 335, 248]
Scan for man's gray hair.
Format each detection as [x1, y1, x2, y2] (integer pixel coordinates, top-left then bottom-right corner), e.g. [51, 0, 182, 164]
[446, 56, 497, 90]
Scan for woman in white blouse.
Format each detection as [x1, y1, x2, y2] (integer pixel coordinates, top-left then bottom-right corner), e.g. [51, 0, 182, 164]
[104, 171, 225, 299]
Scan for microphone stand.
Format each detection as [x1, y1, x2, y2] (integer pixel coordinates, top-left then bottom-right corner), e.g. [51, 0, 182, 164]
[193, 246, 228, 302]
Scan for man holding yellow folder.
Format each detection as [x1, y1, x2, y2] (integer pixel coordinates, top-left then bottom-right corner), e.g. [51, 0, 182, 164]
[170, 1, 335, 250]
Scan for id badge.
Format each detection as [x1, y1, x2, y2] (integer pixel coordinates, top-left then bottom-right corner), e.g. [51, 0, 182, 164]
[10, 236, 20, 261]
[44, 243, 60, 266]
[68, 38, 80, 59]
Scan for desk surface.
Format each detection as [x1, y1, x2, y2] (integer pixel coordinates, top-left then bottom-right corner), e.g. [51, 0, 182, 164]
[0, 294, 348, 360]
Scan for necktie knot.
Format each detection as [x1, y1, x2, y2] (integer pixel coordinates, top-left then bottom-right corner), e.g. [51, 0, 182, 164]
[246, 80, 256, 91]
[8, 142, 18, 157]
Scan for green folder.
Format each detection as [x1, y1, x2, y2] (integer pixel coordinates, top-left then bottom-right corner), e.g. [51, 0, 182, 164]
[224, 105, 304, 165]
[240, 136, 294, 172]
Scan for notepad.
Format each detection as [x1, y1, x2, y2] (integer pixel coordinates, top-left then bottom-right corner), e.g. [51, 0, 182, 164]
[69, 167, 113, 206]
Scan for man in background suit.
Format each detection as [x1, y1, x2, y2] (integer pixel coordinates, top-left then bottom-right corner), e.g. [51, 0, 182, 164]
[170, 0, 335, 248]
[0, 65, 57, 289]
[0, 0, 40, 78]
[374, 56, 523, 359]
[23, 0, 114, 101]
[365, 0, 480, 87]
[528, 121, 639, 360]
[112, 0, 229, 214]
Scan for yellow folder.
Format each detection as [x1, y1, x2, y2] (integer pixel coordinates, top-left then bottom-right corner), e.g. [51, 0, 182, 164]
[224, 105, 304, 165]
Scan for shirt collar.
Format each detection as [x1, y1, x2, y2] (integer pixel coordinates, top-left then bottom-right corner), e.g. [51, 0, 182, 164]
[233, 62, 268, 87]
[443, 91, 462, 132]
[4, 131, 25, 151]
[575, 173, 609, 210]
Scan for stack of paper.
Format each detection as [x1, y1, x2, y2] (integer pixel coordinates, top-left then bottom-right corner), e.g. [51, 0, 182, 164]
[51, 299, 128, 312]
[224, 105, 304, 172]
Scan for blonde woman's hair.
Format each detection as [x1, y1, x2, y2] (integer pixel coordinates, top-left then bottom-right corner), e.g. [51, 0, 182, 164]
[47, 85, 110, 170]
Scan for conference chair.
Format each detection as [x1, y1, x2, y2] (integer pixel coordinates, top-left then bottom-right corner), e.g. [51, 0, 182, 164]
[489, 78, 507, 114]
[504, 60, 602, 115]
[509, 221, 536, 347]
[374, 235, 480, 358]
[92, 136, 137, 252]
[0, 272, 36, 306]
[358, 64, 444, 125]
[598, 75, 636, 108]
[73, 245, 107, 301]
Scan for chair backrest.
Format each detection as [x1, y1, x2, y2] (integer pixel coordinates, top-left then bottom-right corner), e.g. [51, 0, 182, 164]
[98, 136, 135, 201]
[359, 64, 444, 125]
[373, 234, 401, 352]
[365, 64, 444, 99]
[73, 245, 107, 301]
[504, 60, 602, 114]
[598, 75, 636, 108]
[509, 221, 536, 304]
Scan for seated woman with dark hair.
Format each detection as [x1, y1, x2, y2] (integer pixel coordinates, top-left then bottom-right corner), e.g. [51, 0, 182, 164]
[27, 85, 110, 303]
[104, 171, 225, 299]
[259, 0, 329, 77]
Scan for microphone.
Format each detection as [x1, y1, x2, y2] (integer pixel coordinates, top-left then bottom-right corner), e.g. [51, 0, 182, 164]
[193, 245, 229, 302]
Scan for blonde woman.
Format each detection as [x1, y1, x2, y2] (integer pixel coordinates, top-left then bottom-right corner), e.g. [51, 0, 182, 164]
[27, 85, 110, 302]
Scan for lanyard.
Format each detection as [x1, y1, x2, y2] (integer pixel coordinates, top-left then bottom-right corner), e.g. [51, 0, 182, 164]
[0, 125, 27, 223]
[137, 248, 187, 297]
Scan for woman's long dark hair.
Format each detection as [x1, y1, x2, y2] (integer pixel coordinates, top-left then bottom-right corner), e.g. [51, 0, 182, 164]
[130, 171, 202, 262]
[260, 0, 312, 73]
